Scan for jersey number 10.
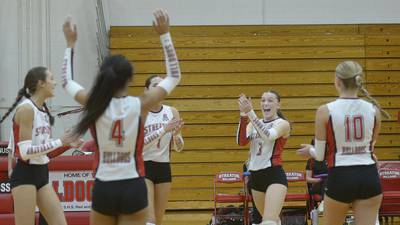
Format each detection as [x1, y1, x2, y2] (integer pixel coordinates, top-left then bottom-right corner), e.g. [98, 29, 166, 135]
[344, 115, 365, 142]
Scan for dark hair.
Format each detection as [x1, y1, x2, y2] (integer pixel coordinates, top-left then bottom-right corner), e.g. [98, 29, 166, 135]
[266, 90, 289, 122]
[74, 55, 133, 135]
[0, 66, 54, 125]
[144, 75, 159, 89]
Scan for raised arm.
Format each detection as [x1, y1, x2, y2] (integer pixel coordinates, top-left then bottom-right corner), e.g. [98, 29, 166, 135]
[62, 16, 88, 105]
[140, 9, 181, 116]
[236, 116, 251, 146]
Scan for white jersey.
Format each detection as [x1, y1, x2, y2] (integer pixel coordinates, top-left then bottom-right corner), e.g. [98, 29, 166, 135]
[11, 98, 51, 165]
[92, 96, 144, 181]
[326, 98, 376, 168]
[143, 105, 174, 162]
[247, 118, 287, 171]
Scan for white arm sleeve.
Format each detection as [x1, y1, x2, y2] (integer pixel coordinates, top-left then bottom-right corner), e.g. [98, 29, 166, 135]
[157, 33, 181, 94]
[309, 139, 326, 161]
[173, 134, 184, 152]
[61, 48, 84, 98]
[18, 139, 63, 161]
[247, 110, 279, 141]
[144, 128, 167, 146]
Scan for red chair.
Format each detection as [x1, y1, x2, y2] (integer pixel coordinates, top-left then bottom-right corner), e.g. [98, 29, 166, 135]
[213, 172, 249, 225]
[378, 161, 400, 218]
[0, 193, 13, 214]
[285, 171, 310, 202]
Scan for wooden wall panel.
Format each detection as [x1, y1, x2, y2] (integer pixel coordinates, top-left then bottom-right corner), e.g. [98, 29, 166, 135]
[110, 24, 400, 210]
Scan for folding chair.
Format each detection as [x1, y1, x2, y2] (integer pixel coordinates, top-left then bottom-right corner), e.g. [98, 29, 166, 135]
[213, 171, 249, 225]
[378, 161, 400, 223]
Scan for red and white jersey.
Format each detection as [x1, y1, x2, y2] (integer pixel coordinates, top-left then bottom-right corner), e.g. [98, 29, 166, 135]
[11, 99, 51, 165]
[91, 96, 144, 181]
[143, 105, 174, 162]
[247, 118, 287, 171]
[325, 98, 376, 168]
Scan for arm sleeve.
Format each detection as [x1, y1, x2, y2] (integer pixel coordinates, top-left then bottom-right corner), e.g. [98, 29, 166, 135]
[157, 33, 181, 94]
[144, 128, 167, 146]
[247, 110, 279, 141]
[47, 146, 71, 159]
[61, 48, 84, 98]
[18, 139, 63, 161]
[172, 134, 184, 152]
[237, 116, 251, 146]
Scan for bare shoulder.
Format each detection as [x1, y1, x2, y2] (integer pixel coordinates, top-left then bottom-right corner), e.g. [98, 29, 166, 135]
[276, 119, 290, 135]
[315, 104, 330, 124]
[15, 104, 34, 123]
[316, 104, 329, 117]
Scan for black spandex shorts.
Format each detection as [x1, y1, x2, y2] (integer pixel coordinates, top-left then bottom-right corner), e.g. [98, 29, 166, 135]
[144, 161, 172, 184]
[250, 166, 288, 192]
[325, 164, 382, 203]
[91, 177, 148, 216]
[10, 160, 49, 190]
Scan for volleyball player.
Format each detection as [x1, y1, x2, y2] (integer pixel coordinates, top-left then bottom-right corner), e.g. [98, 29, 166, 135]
[237, 91, 291, 225]
[142, 75, 184, 225]
[61, 9, 181, 225]
[297, 61, 389, 225]
[0, 67, 82, 225]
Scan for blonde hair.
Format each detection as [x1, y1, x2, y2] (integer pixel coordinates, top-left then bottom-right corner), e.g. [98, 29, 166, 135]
[335, 61, 390, 119]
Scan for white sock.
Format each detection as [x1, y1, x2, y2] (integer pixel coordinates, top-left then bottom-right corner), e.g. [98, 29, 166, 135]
[146, 223, 156, 225]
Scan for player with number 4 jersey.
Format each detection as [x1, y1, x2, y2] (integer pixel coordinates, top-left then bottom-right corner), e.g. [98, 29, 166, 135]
[236, 91, 290, 225]
[61, 9, 181, 225]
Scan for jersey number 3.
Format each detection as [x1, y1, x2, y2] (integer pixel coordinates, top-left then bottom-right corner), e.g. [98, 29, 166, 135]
[111, 120, 124, 146]
[344, 115, 365, 142]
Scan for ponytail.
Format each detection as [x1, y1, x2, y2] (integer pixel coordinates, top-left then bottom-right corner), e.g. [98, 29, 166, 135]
[0, 87, 30, 124]
[43, 103, 55, 125]
[277, 109, 288, 122]
[267, 90, 291, 126]
[355, 75, 390, 119]
[75, 67, 120, 135]
[74, 54, 133, 136]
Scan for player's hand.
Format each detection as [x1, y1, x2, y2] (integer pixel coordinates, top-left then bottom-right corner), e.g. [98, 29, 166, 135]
[70, 138, 84, 148]
[238, 94, 253, 114]
[63, 16, 77, 48]
[153, 9, 170, 35]
[164, 118, 180, 132]
[296, 144, 313, 158]
[60, 129, 80, 146]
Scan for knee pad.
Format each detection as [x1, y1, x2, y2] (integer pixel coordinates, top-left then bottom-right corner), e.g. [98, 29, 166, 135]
[260, 220, 278, 225]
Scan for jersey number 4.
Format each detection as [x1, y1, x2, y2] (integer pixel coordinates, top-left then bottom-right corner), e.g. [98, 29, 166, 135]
[344, 115, 365, 142]
[111, 120, 124, 146]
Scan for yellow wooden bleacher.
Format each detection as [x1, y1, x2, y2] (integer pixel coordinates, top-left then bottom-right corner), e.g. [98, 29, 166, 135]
[109, 24, 400, 212]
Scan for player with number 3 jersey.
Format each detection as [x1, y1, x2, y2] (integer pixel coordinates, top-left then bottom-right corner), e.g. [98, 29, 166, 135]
[236, 91, 290, 225]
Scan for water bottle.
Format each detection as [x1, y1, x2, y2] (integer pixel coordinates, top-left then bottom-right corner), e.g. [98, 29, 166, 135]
[311, 209, 318, 225]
